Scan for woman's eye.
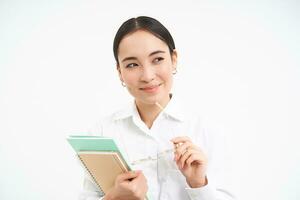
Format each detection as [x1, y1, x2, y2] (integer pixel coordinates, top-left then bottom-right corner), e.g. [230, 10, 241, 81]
[153, 57, 164, 64]
[126, 63, 138, 68]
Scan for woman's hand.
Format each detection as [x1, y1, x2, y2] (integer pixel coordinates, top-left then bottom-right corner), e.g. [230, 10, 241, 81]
[105, 170, 148, 200]
[171, 136, 208, 188]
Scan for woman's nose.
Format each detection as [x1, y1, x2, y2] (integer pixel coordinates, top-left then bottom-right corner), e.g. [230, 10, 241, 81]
[140, 66, 155, 82]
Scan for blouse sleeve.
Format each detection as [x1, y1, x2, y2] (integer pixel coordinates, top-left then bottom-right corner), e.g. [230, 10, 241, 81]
[78, 174, 104, 200]
[185, 118, 237, 200]
[78, 120, 106, 200]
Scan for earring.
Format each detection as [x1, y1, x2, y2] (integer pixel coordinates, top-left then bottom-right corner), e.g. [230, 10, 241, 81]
[172, 69, 177, 75]
[121, 81, 126, 87]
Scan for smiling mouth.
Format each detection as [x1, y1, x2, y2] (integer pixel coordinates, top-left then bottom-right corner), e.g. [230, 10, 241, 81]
[140, 83, 162, 92]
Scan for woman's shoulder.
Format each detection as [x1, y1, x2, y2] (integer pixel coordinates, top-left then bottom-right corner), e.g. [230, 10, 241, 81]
[87, 102, 133, 136]
[181, 106, 224, 145]
[173, 95, 221, 135]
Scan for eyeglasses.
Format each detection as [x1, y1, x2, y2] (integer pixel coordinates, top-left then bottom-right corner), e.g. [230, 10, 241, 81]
[130, 148, 175, 166]
[129, 141, 185, 166]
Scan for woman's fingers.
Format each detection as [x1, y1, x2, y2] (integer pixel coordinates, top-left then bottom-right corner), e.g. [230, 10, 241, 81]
[130, 171, 146, 184]
[174, 141, 199, 161]
[177, 148, 206, 169]
[171, 136, 191, 144]
[112, 170, 148, 199]
[171, 136, 206, 170]
[174, 141, 191, 160]
[116, 170, 141, 183]
[177, 149, 198, 168]
[129, 171, 148, 195]
[186, 152, 206, 166]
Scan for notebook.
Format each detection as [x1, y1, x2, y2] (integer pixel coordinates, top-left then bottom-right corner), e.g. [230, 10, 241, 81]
[67, 136, 131, 194]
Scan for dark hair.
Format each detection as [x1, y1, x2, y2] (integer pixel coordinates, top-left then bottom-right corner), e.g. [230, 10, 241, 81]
[113, 16, 176, 64]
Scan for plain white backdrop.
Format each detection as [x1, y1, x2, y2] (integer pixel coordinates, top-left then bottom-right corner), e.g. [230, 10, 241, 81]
[0, 1, 299, 200]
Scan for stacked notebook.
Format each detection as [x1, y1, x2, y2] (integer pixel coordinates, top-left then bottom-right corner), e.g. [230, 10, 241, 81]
[67, 136, 131, 194]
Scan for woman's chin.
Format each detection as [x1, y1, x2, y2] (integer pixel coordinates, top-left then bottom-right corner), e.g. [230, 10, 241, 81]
[136, 98, 159, 106]
[135, 94, 170, 106]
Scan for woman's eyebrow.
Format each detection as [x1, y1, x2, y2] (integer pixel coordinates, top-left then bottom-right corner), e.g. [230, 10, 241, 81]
[121, 50, 166, 63]
[149, 50, 165, 56]
[121, 56, 137, 63]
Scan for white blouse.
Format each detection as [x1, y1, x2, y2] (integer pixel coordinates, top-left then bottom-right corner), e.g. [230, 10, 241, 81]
[78, 96, 236, 200]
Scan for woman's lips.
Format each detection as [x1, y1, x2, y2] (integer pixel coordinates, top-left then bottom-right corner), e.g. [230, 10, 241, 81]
[140, 84, 161, 93]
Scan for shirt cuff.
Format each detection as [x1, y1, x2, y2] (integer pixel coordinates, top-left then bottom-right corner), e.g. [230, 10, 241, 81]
[185, 183, 216, 200]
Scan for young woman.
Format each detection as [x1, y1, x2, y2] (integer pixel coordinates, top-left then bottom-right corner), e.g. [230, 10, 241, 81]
[79, 16, 236, 200]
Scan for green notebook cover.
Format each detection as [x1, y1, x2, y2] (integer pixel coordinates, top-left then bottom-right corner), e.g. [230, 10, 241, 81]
[67, 135, 131, 170]
[67, 135, 150, 199]
[67, 135, 120, 152]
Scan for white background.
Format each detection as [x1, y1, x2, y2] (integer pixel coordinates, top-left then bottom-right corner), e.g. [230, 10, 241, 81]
[0, 1, 299, 200]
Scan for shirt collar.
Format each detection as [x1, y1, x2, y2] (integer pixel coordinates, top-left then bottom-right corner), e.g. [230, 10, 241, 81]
[161, 94, 186, 122]
[112, 94, 186, 122]
[112, 101, 136, 121]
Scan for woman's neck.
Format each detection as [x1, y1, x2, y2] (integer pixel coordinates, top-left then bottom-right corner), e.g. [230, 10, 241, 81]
[135, 96, 171, 129]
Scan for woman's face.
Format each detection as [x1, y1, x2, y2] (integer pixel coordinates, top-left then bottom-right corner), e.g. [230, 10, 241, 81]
[117, 30, 177, 106]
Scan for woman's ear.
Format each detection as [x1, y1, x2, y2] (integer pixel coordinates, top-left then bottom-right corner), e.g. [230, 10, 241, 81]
[116, 64, 124, 82]
[171, 49, 178, 71]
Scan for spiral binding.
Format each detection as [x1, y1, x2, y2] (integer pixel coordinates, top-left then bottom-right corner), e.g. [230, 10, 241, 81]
[77, 154, 105, 194]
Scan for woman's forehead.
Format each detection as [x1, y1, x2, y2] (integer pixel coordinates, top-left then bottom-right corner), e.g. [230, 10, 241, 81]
[118, 30, 169, 59]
